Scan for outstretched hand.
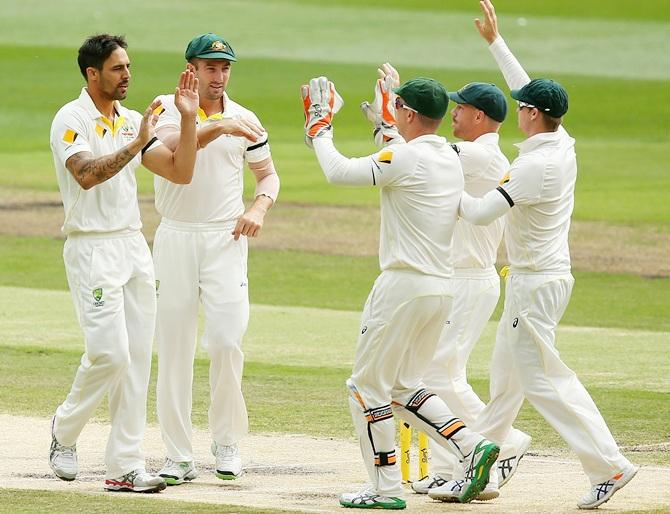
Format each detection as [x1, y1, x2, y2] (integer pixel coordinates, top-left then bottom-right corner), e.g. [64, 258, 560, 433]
[219, 118, 265, 142]
[360, 62, 402, 147]
[475, 0, 500, 44]
[174, 68, 199, 118]
[137, 98, 162, 147]
[300, 76, 344, 148]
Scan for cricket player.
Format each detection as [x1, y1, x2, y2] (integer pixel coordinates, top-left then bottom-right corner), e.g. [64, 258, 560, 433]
[302, 75, 500, 509]
[429, 1, 638, 508]
[152, 33, 279, 485]
[48, 34, 199, 492]
[363, 67, 533, 499]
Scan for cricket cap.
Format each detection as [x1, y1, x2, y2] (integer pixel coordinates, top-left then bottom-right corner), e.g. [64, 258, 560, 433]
[185, 33, 236, 61]
[511, 78, 568, 118]
[393, 77, 449, 120]
[448, 82, 507, 122]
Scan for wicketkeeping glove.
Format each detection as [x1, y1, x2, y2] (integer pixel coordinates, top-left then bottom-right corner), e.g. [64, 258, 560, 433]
[360, 63, 402, 147]
[301, 76, 344, 149]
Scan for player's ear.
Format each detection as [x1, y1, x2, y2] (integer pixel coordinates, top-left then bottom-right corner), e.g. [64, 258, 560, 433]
[86, 67, 99, 82]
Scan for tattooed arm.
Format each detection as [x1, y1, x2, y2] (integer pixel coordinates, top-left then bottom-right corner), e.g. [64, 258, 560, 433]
[65, 139, 144, 190]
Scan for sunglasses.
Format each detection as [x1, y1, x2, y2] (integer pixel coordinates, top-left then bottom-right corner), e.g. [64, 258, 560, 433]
[517, 101, 550, 112]
[394, 97, 418, 113]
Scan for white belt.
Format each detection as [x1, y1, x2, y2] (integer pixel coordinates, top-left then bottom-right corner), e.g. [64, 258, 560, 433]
[66, 228, 140, 239]
[159, 217, 237, 232]
[453, 267, 499, 280]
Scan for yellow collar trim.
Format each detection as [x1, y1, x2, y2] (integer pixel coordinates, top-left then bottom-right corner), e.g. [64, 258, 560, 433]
[99, 114, 126, 136]
[197, 107, 224, 122]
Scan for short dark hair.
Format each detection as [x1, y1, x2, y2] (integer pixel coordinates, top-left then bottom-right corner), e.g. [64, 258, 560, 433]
[77, 34, 127, 79]
[540, 112, 562, 132]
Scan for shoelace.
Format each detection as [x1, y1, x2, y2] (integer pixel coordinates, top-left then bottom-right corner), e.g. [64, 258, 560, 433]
[216, 445, 237, 457]
[54, 441, 76, 457]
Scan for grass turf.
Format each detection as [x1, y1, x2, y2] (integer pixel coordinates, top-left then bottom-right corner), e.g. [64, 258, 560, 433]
[1, 237, 669, 332]
[1, 342, 668, 466]
[0, 488, 292, 514]
[1, 285, 668, 464]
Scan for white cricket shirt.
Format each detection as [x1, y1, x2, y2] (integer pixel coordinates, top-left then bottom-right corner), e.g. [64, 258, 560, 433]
[452, 133, 508, 270]
[314, 135, 464, 278]
[498, 126, 576, 273]
[487, 35, 577, 274]
[50, 88, 159, 235]
[154, 93, 271, 223]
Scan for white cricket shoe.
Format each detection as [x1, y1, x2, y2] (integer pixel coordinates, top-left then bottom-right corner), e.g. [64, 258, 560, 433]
[497, 433, 532, 487]
[411, 473, 450, 494]
[211, 441, 243, 480]
[49, 417, 77, 481]
[428, 478, 499, 502]
[104, 469, 166, 493]
[577, 463, 638, 509]
[158, 458, 198, 485]
[339, 486, 406, 509]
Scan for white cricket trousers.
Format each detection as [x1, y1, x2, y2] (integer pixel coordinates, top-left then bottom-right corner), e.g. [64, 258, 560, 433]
[423, 268, 528, 477]
[472, 272, 631, 484]
[154, 218, 249, 462]
[348, 270, 485, 498]
[54, 231, 156, 479]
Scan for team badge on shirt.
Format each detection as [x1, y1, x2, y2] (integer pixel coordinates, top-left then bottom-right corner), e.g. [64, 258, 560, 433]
[92, 288, 105, 307]
[62, 129, 78, 144]
[378, 150, 393, 164]
[499, 172, 511, 185]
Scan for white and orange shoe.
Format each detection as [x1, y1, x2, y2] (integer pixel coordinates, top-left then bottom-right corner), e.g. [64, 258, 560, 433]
[577, 463, 638, 509]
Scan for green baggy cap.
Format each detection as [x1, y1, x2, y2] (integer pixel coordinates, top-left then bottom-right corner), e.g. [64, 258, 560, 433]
[511, 78, 568, 118]
[393, 77, 449, 120]
[448, 82, 507, 122]
[185, 33, 237, 61]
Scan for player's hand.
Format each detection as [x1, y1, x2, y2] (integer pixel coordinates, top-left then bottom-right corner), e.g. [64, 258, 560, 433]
[174, 68, 199, 119]
[300, 76, 344, 149]
[475, 0, 500, 44]
[137, 98, 161, 147]
[360, 63, 402, 147]
[218, 118, 265, 142]
[232, 207, 265, 240]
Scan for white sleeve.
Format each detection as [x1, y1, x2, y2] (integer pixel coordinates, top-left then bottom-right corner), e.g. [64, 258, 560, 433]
[498, 155, 544, 206]
[312, 138, 412, 187]
[453, 141, 491, 181]
[244, 111, 271, 164]
[458, 189, 511, 225]
[488, 36, 531, 91]
[50, 110, 92, 164]
[154, 95, 181, 131]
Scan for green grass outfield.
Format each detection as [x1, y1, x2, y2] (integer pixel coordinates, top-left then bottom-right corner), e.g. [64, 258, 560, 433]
[1, 286, 669, 464]
[1, 0, 669, 511]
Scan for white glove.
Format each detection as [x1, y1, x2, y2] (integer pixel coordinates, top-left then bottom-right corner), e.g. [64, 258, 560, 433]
[301, 76, 344, 149]
[360, 63, 402, 147]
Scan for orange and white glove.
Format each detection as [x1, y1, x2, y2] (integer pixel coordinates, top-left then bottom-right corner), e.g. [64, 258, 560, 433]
[301, 76, 344, 149]
[360, 63, 402, 147]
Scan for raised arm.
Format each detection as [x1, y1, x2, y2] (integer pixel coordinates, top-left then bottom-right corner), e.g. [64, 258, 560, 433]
[141, 69, 199, 184]
[476, 0, 530, 90]
[65, 140, 146, 191]
[157, 117, 265, 151]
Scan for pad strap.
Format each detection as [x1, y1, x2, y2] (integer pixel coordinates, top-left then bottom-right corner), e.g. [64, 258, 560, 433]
[374, 450, 397, 466]
[365, 404, 393, 423]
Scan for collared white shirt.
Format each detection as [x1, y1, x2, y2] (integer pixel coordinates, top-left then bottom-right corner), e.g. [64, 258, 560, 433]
[50, 88, 160, 235]
[154, 93, 271, 223]
[499, 126, 576, 273]
[314, 134, 464, 278]
[452, 132, 508, 270]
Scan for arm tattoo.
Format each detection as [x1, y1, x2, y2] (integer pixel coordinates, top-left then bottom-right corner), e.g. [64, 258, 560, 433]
[68, 147, 138, 188]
